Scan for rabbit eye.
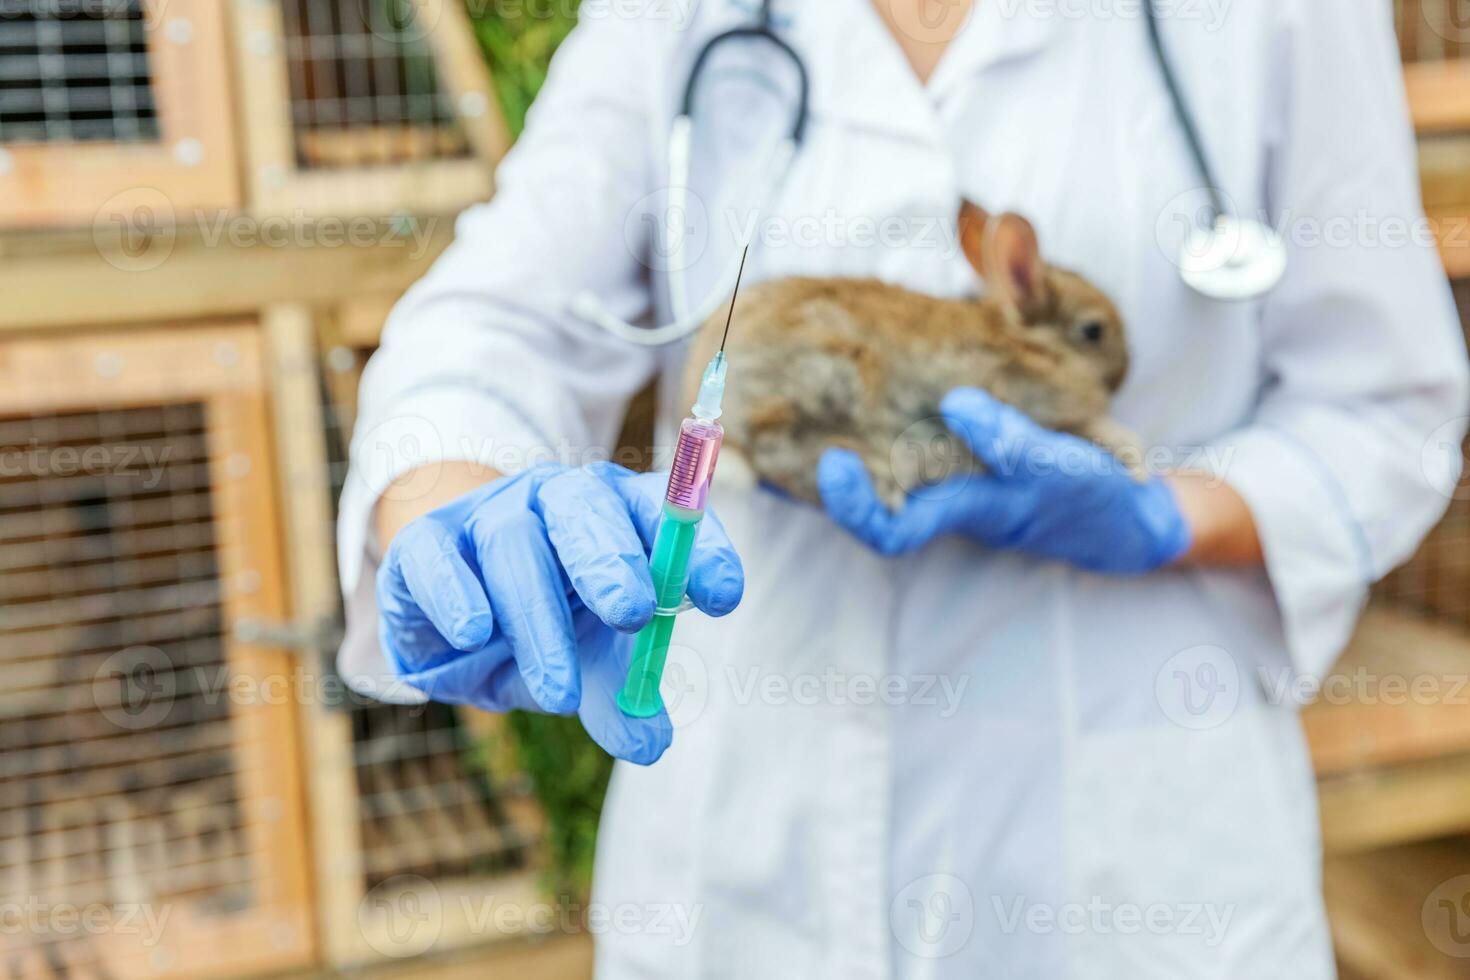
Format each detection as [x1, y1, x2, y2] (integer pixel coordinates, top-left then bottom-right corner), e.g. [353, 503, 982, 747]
[1075, 320, 1105, 345]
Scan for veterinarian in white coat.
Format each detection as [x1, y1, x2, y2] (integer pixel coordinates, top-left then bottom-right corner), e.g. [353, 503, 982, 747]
[338, 0, 1469, 976]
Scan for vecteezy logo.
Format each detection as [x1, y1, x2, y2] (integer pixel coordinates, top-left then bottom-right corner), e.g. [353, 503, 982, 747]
[1421, 0, 1470, 44]
[1421, 417, 1470, 502]
[360, 874, 442, 958]
[1424, 875, 1470, 958]
[890, 873, 974, 959]
[1152, 186, 1255, 275]
[660, 643, 709, 727]
[889, 417, 973, 502]
[93, 188, 177, 272]
[1154, 644, 1240, 730]
[351, 414, 445, 504]
[93, 646, 176, 730]
[357, 0, 439, 44]
[626, 187, 709, 274]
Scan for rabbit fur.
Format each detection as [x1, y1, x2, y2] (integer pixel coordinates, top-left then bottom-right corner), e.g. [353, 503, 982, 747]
[683, 201, 1146, 510]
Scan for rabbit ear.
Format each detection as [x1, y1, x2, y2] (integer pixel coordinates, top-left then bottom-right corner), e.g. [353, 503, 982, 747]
[958, 201, 1048, 322]
[957, 200, 993, 275]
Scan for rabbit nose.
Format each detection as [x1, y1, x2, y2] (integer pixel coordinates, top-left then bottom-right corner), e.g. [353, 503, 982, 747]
[1108, 361, 1129, 390]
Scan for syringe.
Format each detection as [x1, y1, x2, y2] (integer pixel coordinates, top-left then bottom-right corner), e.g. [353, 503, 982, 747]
[617, 248, 748, 718]
[616, 353, 727, 717]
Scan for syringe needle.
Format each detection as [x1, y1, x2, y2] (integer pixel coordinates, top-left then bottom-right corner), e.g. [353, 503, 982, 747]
[718, 244, 750, 354]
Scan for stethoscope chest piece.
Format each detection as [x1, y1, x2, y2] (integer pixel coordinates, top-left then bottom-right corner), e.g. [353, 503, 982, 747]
[1178, 214, 1287, 302]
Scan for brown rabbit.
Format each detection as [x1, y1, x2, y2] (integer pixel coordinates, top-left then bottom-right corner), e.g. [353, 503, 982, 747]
[683, 201, 1145, 510]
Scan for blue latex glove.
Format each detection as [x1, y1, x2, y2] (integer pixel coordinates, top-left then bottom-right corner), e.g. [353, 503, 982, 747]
[376, 461, 744, 765]
[817, 388, 1191, 572]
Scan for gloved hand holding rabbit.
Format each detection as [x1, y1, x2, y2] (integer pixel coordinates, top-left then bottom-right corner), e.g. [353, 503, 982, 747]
[685, 200, 1192, 572]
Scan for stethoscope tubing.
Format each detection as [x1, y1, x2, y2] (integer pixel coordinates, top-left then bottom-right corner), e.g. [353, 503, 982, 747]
[571, 0, 1278, 344]
[570, 136, 798, 346]
[1142, 0, 1226, 223]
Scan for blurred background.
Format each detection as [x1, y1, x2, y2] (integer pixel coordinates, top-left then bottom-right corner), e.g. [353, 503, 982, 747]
[0, 0, 1466, 977]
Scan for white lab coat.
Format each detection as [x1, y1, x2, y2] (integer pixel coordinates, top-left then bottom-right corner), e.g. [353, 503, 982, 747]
[338, 0, 1470, 976]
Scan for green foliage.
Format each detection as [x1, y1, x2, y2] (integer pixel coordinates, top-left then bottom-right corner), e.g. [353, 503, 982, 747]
[507, 711, 614, 900]
[466, 0, 581, 136]
[460, 0, 610, 903]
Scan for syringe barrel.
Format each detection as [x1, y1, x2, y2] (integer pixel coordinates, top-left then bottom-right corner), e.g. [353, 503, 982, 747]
[617, 416, 724, 718]
[665, 417, 723, 511]
[617, 502, 701, 717]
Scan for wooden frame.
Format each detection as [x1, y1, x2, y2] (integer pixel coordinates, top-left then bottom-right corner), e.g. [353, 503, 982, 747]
[1305, 608, 1470, 777]
[0, 325, 314, 978]
[1405, 58, 1470, 277]
[1419, 134, 1470, 279]
[0, 226, 451, 334]
[1306, 607, 1470, 853]
[231, 0, 511, 218]
[0, 0, 241, 228]
[1325, 838, 1470, 980]
[264, 305, 544, 968]
[1406, 61, 1470, 135]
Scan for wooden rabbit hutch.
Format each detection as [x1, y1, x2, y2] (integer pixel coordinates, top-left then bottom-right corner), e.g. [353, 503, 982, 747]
[0, 327, 314, 979]
[1304, 6, 1470, 976]
[232, 0, 506, 216]
[0, 0, 571, 977]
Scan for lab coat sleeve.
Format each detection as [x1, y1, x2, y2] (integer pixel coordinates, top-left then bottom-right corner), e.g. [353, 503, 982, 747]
[335, 9, 673, 695]
[1207, 0, 1469, 680]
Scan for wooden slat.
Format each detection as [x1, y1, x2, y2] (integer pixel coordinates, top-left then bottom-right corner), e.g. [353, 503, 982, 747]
[1421, 137, 1470, 211]
[1431, 214, 1470, 279]
[1319, 752, 1470, 853]
[332, 293, 399, 349]
[0, 227, 450, 333]
[369, 934, 593, 980]
[1420, 134, 1470, 276]
[297, 127, 466, 169]
[263, 305, 367, 968]
[1325, 838, 1470, 980]
[1304, 607, 1470, 777]
[0, 325, 265, 413]
[1407, 61, 1470, 134]
[249, 159, 494, 222]
[1309, 608, 1470, 853]
[428, 0, 513, 168]
[168, 360, 316, 975]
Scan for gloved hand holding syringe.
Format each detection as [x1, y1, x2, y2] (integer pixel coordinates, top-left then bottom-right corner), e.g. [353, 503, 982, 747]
[372, 252, 749, 761]
[617, 248, 747, 717]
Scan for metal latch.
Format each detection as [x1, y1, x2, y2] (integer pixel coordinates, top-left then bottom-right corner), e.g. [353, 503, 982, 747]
[233, 614, 343, 661]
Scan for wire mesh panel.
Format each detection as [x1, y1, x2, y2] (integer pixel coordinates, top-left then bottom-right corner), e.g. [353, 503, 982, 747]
[0, 0, 160, 144]
[234, 0, 509, 217]
[0, 0, 240, 226]
[350, 702, 536, 889]
[0, 325, 312, 979]
[279, 0, 470, 169]
[1375, 279, 1470, 627]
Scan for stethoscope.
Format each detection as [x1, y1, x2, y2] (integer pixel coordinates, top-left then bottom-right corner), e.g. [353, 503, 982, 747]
[1141, 0, 1287, 301]
[571, 0, 1286, 347]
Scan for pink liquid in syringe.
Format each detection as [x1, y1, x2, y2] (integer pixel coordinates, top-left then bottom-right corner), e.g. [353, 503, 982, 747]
[665, 417, 723, 512]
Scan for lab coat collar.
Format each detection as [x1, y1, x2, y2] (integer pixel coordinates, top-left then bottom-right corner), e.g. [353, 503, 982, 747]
[926, 0, 1063, 99]
[796, 0, 1061, 142]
